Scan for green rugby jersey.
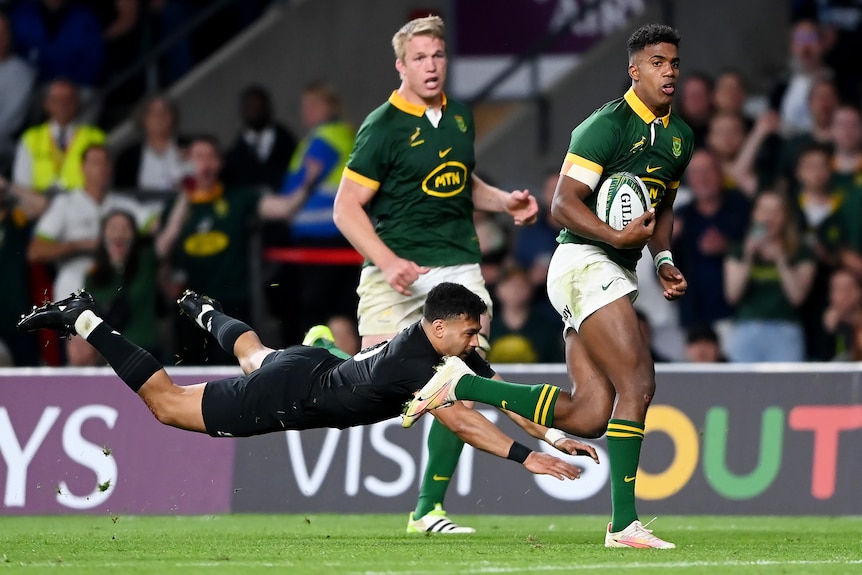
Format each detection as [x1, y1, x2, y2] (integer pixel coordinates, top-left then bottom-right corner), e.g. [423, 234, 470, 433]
[559, 88, 694, 270]
[343, 91, 480, 266]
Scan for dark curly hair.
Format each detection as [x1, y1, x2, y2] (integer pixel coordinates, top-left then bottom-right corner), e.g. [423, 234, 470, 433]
[627, 24, 681, 59]
[423, 282, 487, 323]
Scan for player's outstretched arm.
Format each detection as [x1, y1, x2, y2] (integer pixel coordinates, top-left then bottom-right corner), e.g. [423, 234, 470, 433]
[431, 401, 580, 480]
[499, 409, 599, 464]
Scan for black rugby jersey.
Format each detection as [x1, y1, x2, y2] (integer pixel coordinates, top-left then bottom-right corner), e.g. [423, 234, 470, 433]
[302, 322, 494, 429]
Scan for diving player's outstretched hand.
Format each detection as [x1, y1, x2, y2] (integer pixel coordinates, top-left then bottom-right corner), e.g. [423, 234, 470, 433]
[553, 438, 600, 464]
[523, 451, 582, 480]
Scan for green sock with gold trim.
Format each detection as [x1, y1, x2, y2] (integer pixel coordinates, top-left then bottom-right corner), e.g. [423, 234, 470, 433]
[454, 374, 559, 427]
[414, 418, 464, 518]
[607, 418, 644, 532]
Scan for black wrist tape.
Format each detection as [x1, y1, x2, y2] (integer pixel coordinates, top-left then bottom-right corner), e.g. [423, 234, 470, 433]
[506, 441, 532, 464]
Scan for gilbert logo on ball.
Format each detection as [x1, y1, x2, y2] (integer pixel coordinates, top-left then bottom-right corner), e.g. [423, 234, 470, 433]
[595, 172, 651, 230]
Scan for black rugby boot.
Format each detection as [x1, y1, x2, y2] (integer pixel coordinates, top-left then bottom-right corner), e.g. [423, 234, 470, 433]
[17, 290, 96, 339]
[177, 289, 223, 325]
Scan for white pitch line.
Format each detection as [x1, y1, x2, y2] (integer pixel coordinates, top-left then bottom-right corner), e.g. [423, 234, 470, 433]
[5, 558, 862, 571]
[356, 558, 862, 575]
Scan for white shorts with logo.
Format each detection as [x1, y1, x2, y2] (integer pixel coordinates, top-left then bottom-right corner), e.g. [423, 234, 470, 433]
[356, 263, 492, 336]
[546, 243, 638, 332]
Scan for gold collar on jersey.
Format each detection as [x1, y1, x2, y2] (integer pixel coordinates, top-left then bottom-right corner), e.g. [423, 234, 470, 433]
[624, 88, 670, 128]
[388, 90, 448, 117]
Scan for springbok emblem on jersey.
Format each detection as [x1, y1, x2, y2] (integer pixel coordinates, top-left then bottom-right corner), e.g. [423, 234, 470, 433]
[410, 127, 424, 147]
[630, 136, 646, 154]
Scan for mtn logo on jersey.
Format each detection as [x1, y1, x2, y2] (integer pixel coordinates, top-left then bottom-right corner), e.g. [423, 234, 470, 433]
[422, 161, 468, 197]
[640, 176, 667, 207]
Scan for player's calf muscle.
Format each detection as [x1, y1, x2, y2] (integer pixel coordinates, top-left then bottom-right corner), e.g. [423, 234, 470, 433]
[614, 365, 655, 403]
[550, 385, 614, 438]
[553, 408, 612, 438]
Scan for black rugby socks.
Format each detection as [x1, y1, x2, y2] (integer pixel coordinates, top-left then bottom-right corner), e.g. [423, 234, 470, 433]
[200, 309, 253, 355]
[75, 310, 162, 392]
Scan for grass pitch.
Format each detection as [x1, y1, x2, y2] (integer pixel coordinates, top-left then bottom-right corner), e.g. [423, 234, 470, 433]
[0, 514, 860, 574]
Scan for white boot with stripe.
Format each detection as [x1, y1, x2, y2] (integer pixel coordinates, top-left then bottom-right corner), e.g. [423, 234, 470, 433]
[406, 503, 475, 534]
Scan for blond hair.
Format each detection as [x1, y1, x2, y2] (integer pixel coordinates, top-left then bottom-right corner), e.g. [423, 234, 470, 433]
[392, 15, 446, 62]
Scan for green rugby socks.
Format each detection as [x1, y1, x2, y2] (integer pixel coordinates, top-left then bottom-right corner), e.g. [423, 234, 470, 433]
[454, 374, 559, 427]
[607, 419, 644, 532]
[414, 418, 465, 518]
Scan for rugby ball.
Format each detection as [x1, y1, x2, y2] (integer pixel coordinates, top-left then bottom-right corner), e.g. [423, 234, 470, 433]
[595, 172, 651, 230]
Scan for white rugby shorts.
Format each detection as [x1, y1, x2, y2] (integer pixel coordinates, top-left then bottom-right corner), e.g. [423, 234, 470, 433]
[356, 263, 492, 337]
[546, 243, 638, 332]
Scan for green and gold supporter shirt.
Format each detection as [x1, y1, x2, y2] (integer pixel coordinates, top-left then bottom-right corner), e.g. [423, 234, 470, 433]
[343, 91, 480, 267]
[558, 88, 694, 270]
[163, 185, 261, 303]
[727, 242, 815, 322]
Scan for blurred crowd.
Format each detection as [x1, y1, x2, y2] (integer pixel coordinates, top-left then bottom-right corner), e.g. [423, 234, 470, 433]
[0, 0, 274, 135]
[2, 1, 862, 366]
[0, 66, 361, 366]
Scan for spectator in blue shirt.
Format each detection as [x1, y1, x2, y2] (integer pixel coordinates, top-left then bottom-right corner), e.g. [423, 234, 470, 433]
[11, 0, 104, 88]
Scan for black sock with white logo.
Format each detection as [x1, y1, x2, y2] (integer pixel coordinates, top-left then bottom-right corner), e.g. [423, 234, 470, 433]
[81, 317, 163, 393]
[201, 309, 252, 356]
